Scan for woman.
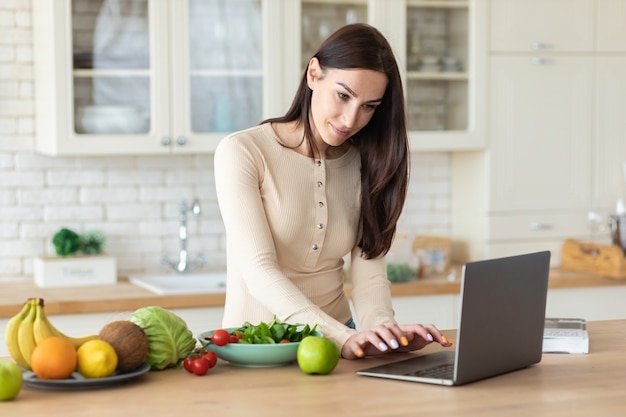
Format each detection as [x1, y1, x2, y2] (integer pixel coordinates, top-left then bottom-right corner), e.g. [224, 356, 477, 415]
[214, 23, 451, 359]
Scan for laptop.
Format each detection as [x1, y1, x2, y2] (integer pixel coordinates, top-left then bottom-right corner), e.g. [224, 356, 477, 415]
[356, 251, 551, 386]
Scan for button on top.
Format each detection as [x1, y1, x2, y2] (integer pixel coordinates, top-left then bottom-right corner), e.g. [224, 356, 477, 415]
[316, 160, 322, 166]
[312, 244, 319, 250]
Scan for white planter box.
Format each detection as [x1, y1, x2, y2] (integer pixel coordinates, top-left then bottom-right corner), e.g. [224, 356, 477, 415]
[34, 255, 117, 288]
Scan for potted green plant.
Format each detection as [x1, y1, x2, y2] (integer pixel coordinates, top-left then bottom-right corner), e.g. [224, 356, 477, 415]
[34, 228, 117, 288]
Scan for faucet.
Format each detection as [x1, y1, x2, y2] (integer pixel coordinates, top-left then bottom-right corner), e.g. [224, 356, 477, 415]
[162, 198, 206, 274]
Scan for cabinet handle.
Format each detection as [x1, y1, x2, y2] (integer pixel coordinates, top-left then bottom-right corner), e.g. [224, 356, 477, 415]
[531, 57, 549, 65]
[529, 222, 552, 231]
[176, 136, 186, 146]
[161, 136, 171, 146]
[530, 42, 549, 50]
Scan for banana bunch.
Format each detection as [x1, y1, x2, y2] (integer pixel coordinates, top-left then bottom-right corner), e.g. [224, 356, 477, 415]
[4, 298, 97, 370]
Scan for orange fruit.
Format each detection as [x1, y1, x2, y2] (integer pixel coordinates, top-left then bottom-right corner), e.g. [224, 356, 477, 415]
[31, 337, 77, 380]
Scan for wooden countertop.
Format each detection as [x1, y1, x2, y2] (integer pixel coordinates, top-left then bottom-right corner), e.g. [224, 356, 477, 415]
[0, 269, 624, 318]
[3, 320, 625, 416]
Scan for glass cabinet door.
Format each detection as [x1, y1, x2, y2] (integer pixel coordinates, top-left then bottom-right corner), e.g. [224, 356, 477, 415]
[405, 0, 469, 132]
[72, 0, 152, 136]
[301, 1, 368, 69]
[186, 0, 263, 134]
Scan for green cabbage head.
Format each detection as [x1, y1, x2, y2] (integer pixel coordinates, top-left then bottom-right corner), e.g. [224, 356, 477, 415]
[129, 306, 197, 370]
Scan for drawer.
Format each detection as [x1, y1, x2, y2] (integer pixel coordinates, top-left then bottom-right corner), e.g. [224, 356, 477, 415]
[486, 212, 589, 241]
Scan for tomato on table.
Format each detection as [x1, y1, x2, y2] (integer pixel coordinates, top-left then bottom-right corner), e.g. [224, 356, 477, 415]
[190, 357, 210, 376]
[203, 351, 218, 368]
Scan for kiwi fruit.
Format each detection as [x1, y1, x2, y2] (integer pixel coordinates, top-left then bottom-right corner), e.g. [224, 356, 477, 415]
[99, 320, 149, 372]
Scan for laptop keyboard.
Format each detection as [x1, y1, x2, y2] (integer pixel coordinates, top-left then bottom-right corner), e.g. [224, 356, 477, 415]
[405, 363, 454, 379]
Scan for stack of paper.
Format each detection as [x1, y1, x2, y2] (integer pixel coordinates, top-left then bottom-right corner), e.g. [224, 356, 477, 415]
[542, 318, 589, 354]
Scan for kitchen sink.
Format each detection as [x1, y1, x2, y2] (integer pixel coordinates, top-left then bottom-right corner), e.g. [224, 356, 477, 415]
[128, 271, 227, 295]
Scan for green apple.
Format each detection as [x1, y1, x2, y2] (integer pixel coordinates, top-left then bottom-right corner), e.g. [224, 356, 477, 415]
[297, 336, 340, 375]
[0, 360, 23, 401]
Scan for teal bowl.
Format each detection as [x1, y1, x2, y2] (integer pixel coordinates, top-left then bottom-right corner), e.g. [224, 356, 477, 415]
[197, 328, 321, 368]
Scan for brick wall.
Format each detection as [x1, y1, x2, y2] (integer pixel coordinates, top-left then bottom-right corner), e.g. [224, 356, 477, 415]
[0, 1, 451, 283]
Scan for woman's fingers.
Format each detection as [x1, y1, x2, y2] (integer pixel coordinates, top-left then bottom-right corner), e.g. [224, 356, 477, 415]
[341, 323, 454, 359]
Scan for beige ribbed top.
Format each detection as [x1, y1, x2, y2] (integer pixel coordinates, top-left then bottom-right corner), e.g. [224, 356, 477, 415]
[214, 123, 395, 349]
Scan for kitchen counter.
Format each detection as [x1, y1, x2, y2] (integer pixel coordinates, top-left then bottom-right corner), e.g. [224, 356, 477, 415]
[0, 269, 624, 318]
[2, 320, 625, 416]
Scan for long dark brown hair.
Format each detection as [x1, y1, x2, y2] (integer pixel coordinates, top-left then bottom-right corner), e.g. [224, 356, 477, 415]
[263, 23, 409, 259]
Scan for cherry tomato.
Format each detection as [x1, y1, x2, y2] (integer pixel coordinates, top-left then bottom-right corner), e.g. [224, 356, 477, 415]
[211, 329, 230, 346]
[279, 339, 291, 344]
[203, 351, 218, 368]
[190, 357, 210, 376]
[183, 356, 195, 373]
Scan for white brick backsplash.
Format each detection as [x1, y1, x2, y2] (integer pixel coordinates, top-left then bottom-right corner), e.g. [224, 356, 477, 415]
[110, 237, 163, 254]
[0, 222, 18, 238]
[15, 10, 30, 27]
[15, 45, 31, 62]
[139, 186, 195, 202]
[80, 186, 138, 203]
[107, 169, 164, 185]
[0, 10, 14, 27]
[0, 188, 16, 204]
[17, 115, 33, 133]
[43, 205, 104, 222]
[0, 97, 31, 116]
[20, 223, 72, 239]
[0, 2, 452, 282]
[19, 188, 78, 205]
[0, 259, 21, 275]
[18, 79, 31, 97]
[86, 221, 141, 237]
[47, 169, 105, 186]
[0, 239, 42, 257]
[1, 170, 44, 187]
[0, 115, 15, 133]
[139, 220, 180, 237]
[15, 153, 77, 169]
[0, 80, 18, 96]
[0, 206, 44, 222]
[106, 203, 161, 220]
[0, 45, 14, 61]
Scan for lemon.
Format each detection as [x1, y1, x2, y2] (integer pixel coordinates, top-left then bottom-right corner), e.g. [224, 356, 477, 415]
[77, 340, 118, 379]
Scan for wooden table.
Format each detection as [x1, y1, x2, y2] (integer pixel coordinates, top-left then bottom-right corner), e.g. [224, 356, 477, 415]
[3, 320, 625, 416]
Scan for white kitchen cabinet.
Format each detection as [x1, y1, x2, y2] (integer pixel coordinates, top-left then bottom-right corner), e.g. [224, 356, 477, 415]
[596, 0, 626, 53]
[32, 0, 486, 155]
[487, 56, 593, 213]
[33, 0, 285, 155]
[451, 0, 626, 265]
[594, 57, 626, 210]
[263, 0, 487, 151]
[489, 0, 594, 52]
[370, 0, 487, 151]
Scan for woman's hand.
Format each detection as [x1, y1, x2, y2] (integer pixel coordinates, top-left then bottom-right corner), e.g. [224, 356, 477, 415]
[341, 323, 453, 360]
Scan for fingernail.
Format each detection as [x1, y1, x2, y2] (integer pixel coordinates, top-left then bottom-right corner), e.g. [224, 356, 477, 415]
[390, 339, 399, 349]
[378, 342, 389, 351]
[427, 334, 434, 342]
[356, 348, 364, 357]
[400, 336, 409, 346]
